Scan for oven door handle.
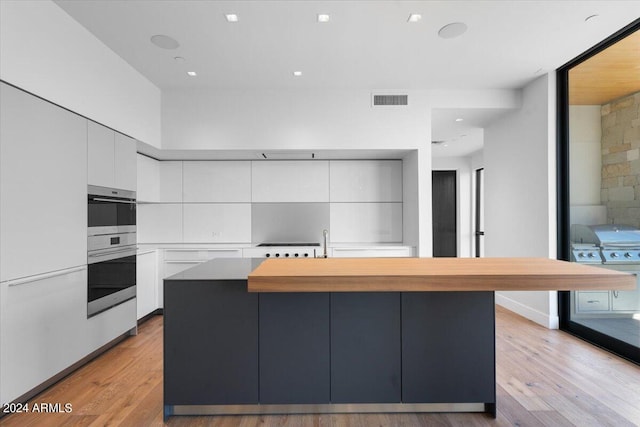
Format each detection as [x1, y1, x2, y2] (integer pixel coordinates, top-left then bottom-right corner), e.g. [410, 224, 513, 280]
[88, 247, 138, 263]
[90, 197, 136, 204]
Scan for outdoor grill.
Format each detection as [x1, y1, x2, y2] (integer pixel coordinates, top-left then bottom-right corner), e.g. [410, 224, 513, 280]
[571, 224, 640, 265]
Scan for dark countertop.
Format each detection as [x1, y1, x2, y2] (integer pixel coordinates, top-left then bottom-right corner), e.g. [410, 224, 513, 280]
[164, 258, 264, 281]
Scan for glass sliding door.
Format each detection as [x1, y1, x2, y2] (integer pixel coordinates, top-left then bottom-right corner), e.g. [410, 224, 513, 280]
[557, 19, 640, 364]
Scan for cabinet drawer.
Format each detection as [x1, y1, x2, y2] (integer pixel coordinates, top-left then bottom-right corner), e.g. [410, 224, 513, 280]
[576, 291, 610, 312]
[164, 249, 243, 262]
[164, 250, 202, 261]
[332, 247, 413, 258]
[1, 267, 88, 404]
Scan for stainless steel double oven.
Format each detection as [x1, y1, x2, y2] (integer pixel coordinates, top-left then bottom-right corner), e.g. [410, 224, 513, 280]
[87, 185, 136, 317]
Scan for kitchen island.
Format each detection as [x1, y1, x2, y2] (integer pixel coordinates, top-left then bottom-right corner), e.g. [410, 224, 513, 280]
[163, 257, 634, 420]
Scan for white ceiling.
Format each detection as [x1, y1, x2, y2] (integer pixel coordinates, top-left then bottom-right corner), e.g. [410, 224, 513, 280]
[54, 0, 640, 158]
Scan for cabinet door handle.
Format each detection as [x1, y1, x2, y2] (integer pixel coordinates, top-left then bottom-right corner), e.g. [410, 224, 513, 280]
[6, 266, 86, 287]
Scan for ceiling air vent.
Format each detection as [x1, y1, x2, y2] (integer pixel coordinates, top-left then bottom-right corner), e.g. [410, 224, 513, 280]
[372, 94, 408, 106]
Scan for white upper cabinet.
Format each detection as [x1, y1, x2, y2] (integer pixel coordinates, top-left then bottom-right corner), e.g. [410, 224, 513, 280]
[87, 121, 115, 188]
[88, 121, 136, 192]
[114, 132, 137, 191]
[330, 160, 402, 202]
[159, 161, 183, 202]
[252, 161, 329, 202]
[137, 153, 160, 202]
[136, 158, 182, 203]
[183, 161, 251, 202]
[0, 83, 87, 281]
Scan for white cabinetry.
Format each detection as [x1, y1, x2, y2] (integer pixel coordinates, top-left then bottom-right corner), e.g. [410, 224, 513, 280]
[88, 121, 115, 188]
[137, 158, 182, 203]
[183, 204, 251, 243]
[330, 160, 402, 202]
[0, 267, 88, 405]
[252, 161, 329, 202]
[137, 154, 160, 202]
[183, 161, 251, 202]
[331, 246, 414, 258]
[159, 161, 183, 202]
[137, 204, 183, 243]
[88, 121, 136, 191]
[330, 203, 403, 243]
[137, 250, 158, 319]
[114, 132, 137, 192]
[0, 83, 87, 282]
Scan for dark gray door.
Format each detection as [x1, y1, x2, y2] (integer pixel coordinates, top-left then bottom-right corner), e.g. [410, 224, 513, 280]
[259, 293, 331, 404]
[330, 292, 401, 403]
[401, 292, 495, 404]
[432, 170, 457, 257]
[164, 280, 259, 405]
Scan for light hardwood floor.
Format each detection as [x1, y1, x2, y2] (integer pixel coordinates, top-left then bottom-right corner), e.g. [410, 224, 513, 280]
[2, 306, 639, 426]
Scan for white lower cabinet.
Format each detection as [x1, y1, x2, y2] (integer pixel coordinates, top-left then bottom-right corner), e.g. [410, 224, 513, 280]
[158, 249, 243, 308]
[331, 247, 414, 258]
[0, 267, 88, 405]
[137, 251, 158, 320]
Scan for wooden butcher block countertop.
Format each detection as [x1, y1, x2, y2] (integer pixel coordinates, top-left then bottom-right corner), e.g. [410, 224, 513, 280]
[247, 257, 637, 292]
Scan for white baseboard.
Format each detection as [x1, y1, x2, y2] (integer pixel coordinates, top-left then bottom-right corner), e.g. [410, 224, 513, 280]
[496, 293, 559, 329]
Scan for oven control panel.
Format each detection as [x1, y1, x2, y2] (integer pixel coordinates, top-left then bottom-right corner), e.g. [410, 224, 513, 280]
[572, 248, 603, 263]
[601, 249, 640, 263]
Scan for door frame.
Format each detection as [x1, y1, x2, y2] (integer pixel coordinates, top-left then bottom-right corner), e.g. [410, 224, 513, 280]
[556, 18, 640, 364]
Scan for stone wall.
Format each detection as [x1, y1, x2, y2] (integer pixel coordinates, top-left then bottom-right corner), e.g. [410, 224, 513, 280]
[601, 91, 640, 227]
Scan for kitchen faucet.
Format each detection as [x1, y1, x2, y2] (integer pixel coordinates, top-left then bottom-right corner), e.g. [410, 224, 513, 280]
[322, 229, 328, 258]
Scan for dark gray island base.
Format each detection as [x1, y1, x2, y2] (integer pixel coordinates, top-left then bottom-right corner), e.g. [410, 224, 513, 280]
[163, 258, 496, 420]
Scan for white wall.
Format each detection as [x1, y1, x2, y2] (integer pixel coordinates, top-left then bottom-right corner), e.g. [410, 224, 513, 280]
[484, 73, 558, 329]
[432, 156, 473, 257]
[162, 89, 429, 150]
[0, 0, 161, 148]
[569, 105, 602, 206]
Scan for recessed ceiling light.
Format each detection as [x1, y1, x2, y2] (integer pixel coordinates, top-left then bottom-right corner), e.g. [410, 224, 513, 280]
[293, 71, 303, 77]
[225, 14, 238, 23]
[585, 14, 599, 22]
[174, 56, 185, 63]
[187, 71, 197, 77]
[455, 118, 464, 122]
[317, 14, 330, 23]
[438, 22, 468, 39]
[407, 14, 422, 23]
[150, 34, 180, 49]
